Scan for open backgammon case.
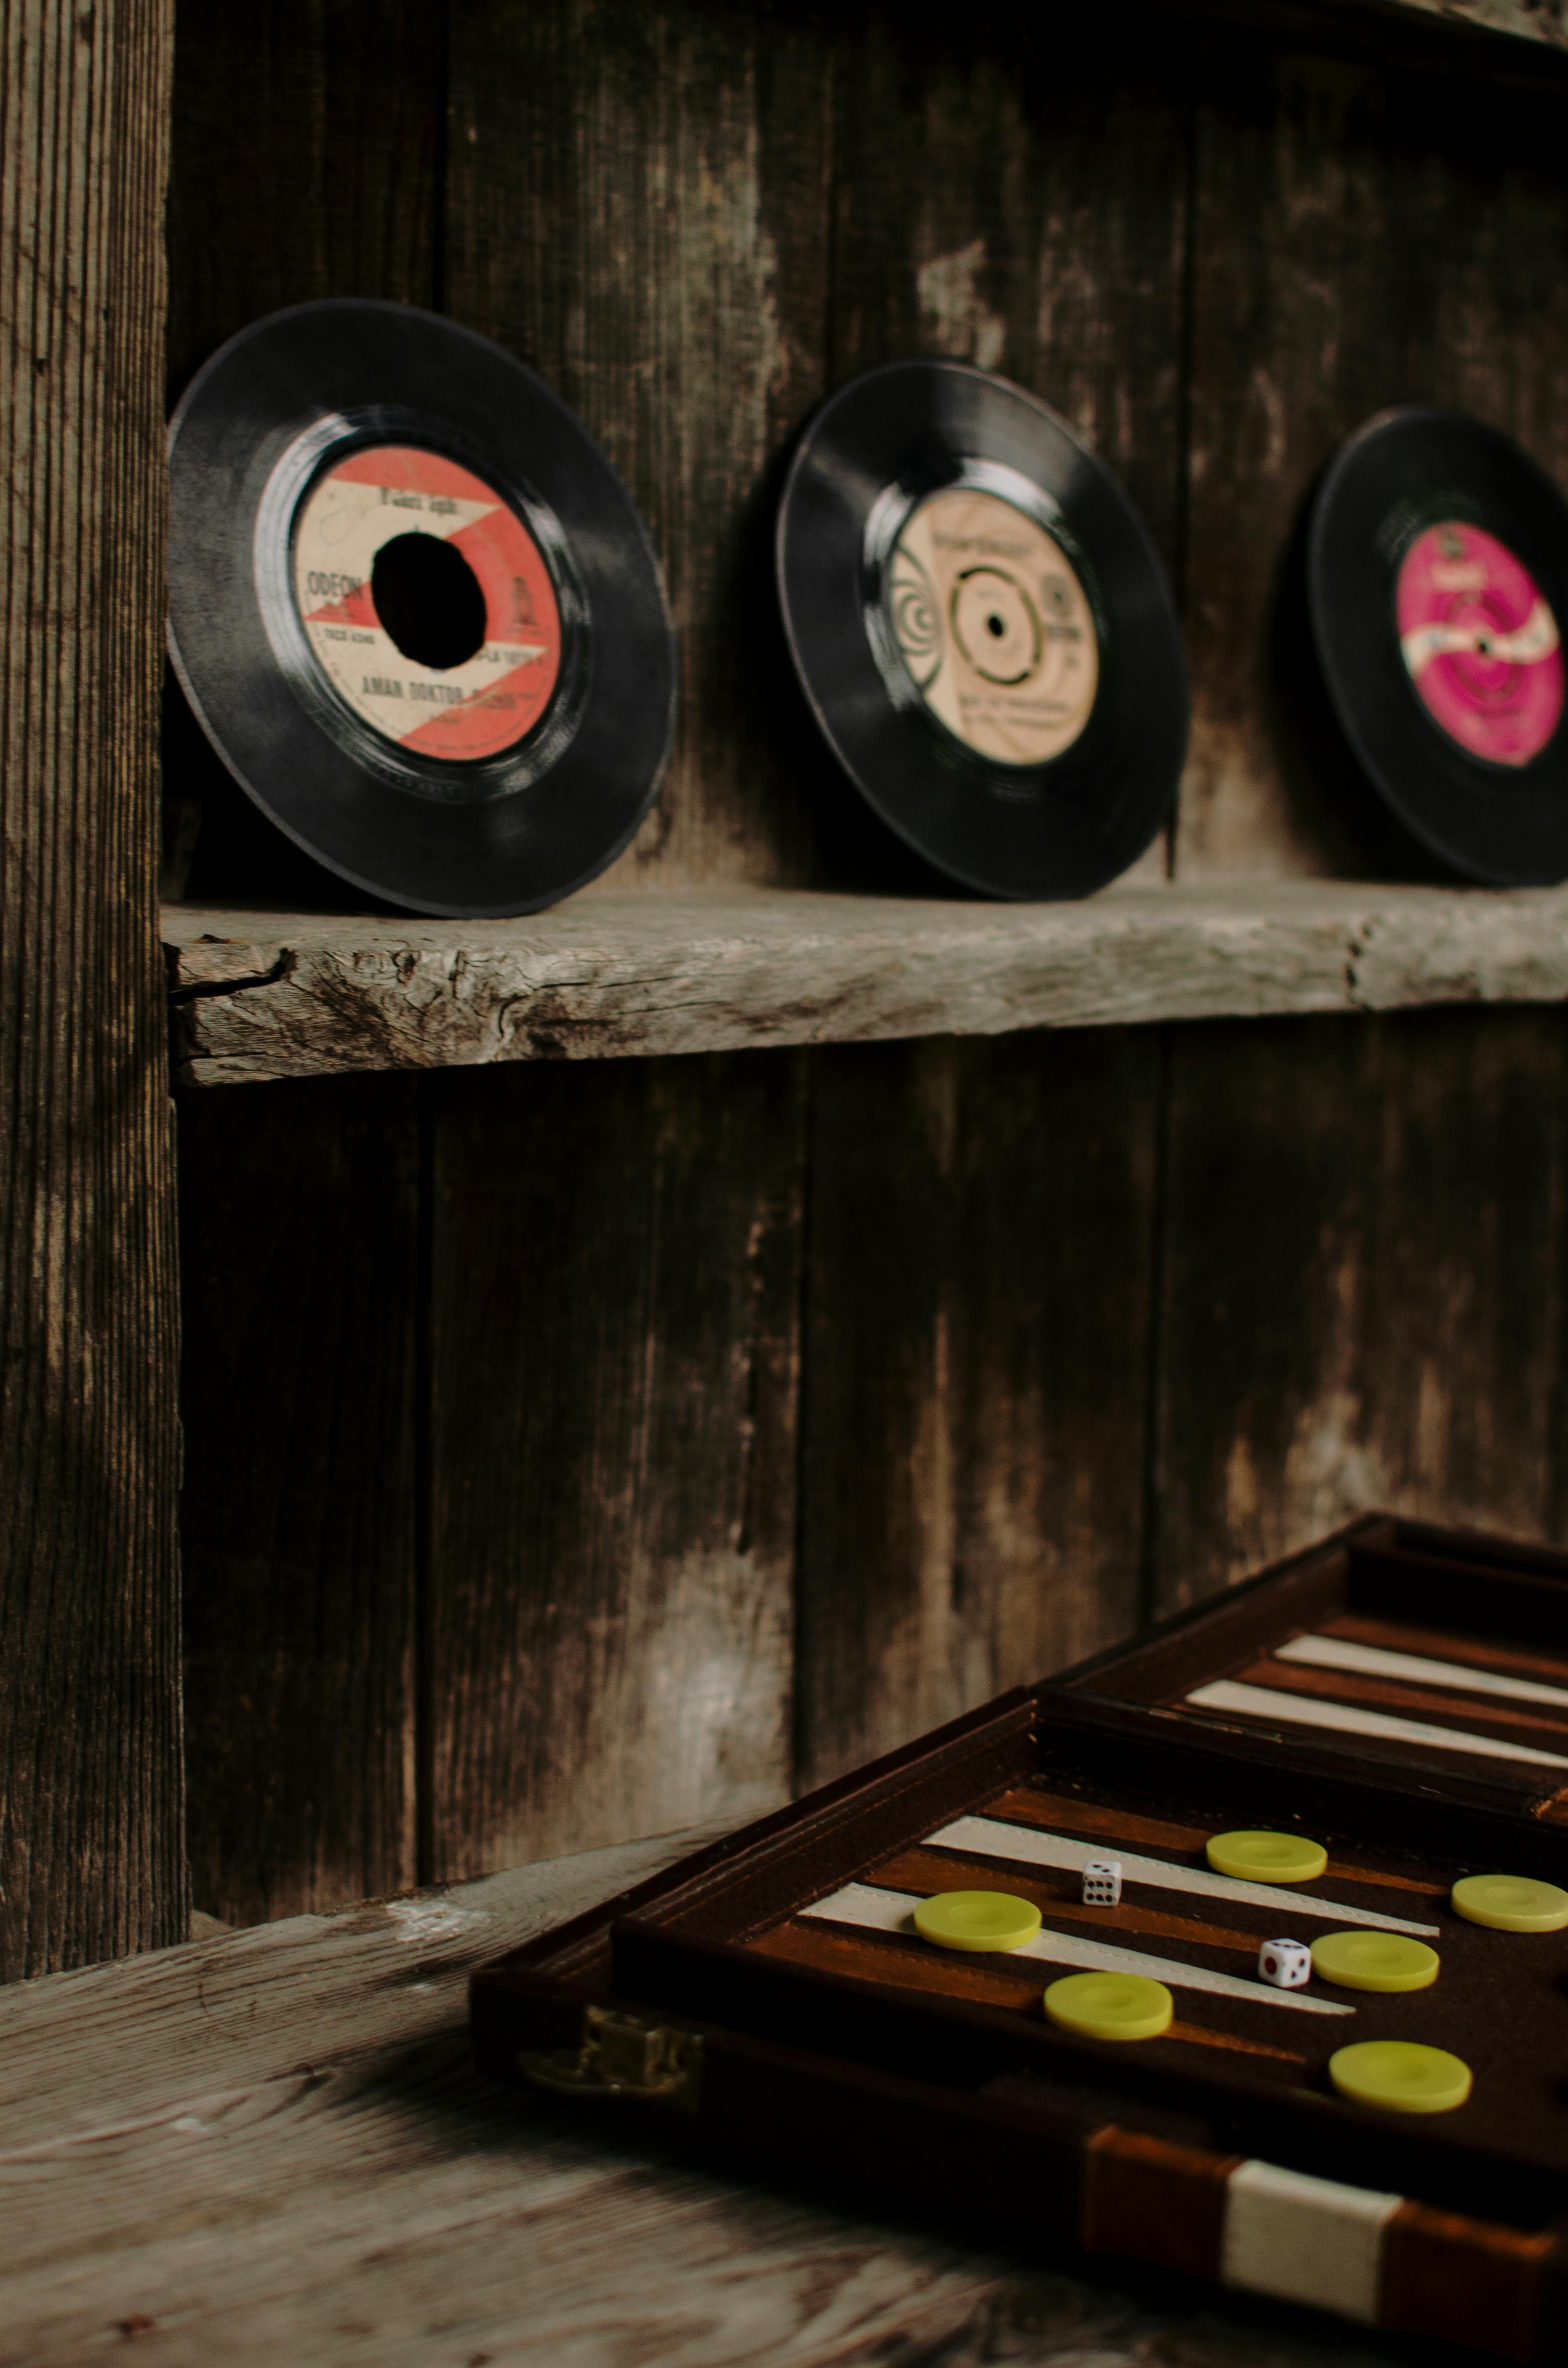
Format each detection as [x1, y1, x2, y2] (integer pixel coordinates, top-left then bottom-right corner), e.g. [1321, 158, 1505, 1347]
[472, 1517, 1568, 2361]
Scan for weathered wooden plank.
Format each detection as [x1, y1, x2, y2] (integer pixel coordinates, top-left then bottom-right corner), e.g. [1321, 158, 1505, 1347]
[178, 1077, 420, 1924]
[827, 4, 1188, 890]
[796, 1028, 1157, 1789]
[0, 0, 182, 1977]
[830, 8, 1188, 563]
[1163, 0, 1568, 70]
[0, 1826, 1414, 2368]
[1151, 1006, 1568, 1615]
[425, 1051, 803, 1878]
[0, 1824, 733, 2140]
[164, 0, 445, 904]
[1317, 0, 1567, 52]
[166, 0, 448, 1919]
[165, 882, 1568, 1084]
[1179, 37, 1568, 877]
[165, 0, 441, 383]
[446, 0, 833, 892]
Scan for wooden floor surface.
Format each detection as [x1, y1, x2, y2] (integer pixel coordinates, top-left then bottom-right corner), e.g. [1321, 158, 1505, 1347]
[0, 1825, 1437, 2368]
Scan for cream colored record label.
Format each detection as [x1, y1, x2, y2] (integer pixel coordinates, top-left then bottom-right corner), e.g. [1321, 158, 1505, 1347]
[292, 445, 562, 762]
[887, 488, 1097, 765]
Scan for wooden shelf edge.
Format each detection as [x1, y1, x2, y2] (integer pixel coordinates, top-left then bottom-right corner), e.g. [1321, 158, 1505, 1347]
[162, 880, 1568, 1087]
[1274, 0, 1567, 57]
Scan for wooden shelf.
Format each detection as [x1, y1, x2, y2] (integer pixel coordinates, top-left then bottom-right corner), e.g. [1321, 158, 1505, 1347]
[165, 879, 1568, 1087]
[1289, 0, 1566, 56]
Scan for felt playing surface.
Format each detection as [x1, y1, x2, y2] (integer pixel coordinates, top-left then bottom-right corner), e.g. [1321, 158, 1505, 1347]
[1183, 1614, 1568, 1774]
[745, 1776, 1568, 2167]
[1063, 1522, 1568, 1812]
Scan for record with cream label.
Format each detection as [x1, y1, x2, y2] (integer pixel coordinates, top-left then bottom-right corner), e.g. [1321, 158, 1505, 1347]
[168, 300, 675, 917]
[775, 358, 1187, 899]
[1307, 408, 1568, 885]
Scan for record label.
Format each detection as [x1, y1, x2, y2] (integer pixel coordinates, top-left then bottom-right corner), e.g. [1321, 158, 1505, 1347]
[1396, 518, 1562, 768]
[887, 488, 1098, 765]
[292, 444, 563, 763]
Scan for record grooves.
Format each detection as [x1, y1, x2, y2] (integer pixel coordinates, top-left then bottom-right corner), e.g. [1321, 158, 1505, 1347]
[776, 358, 1188, 900]
[168, 299, 676, 918]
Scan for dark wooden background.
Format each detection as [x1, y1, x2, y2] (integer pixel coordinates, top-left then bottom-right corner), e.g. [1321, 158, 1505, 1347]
[0, 0, 182, 1979]
[167, 0, 1568, 1924]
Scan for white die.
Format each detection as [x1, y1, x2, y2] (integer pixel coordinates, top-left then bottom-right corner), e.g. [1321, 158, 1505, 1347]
[1081, 1857, 1122, 1907]
[1258, 1937, 1311, 1988]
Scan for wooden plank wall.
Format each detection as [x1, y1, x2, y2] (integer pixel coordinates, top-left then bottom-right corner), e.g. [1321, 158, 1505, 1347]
[0, 0, 183, 1975]
[169, 0, 1568, 1916]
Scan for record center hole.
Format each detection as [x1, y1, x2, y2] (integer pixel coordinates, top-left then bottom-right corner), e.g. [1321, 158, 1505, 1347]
[371, 532, 488, 671]
[987, 614, 1005, 636]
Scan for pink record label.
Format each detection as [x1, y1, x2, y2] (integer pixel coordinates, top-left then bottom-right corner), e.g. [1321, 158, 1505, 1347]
[1396, 520, 1562, 767]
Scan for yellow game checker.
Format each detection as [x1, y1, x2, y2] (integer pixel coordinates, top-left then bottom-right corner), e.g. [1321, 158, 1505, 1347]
[913, 1891, 1042, 1952]
[1329, 2040, 1472, 2115]
[1311, 1931, 1439, 1992]
[1452, 1873, 1568, 1932]
[1044, 1971, 1173, 2042]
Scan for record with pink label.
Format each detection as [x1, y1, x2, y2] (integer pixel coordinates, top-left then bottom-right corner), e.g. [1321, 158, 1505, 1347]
[168, 300, 675, 918]
[1307, 410, 1568, 887]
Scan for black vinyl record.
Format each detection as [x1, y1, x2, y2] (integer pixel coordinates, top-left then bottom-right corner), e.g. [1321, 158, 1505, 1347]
[775, 358, 1187, 900]
[168, 300, 676, 918]
[1307, 408, 1568, 887]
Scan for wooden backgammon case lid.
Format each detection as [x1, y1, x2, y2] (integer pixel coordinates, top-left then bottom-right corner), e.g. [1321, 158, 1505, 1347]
[471, 1517, 1568, 2363]
[1059, 1513, 1568, 1823]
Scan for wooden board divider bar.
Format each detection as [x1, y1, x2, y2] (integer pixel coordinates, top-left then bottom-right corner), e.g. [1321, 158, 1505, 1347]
[165, 880, 1568, 1086]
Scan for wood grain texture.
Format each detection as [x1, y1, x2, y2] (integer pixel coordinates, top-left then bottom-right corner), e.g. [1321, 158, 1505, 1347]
[828, 0, 1188, 889]
[163, 0, 444, 904]
[166, 0, 442, 1923]
[1337, 0, 1567, 44]
[426, 1051, 804, 1877]
[0, 1827, 1425, 2368]
[830, 6, 1187, 547]
[795, 1028, 1156, 1790]
[1313, 0, 1568, 52]
[0, 0, 182, 1977]
[1179, 37, 1568, 877]
[178, 1077, 419, 1924]
[163, 881, 1568, 1085]
[165, 0, 441, 388]
[446, 0, 833, 892]
[1151, 1005, 1568, 1615]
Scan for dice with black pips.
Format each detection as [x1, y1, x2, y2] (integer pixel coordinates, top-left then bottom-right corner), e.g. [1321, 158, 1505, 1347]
[1258, 1936, 1311, 1988]
[1081, 1857, 1122, 1907]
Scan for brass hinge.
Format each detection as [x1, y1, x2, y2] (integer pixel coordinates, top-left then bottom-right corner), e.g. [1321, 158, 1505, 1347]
[518, 2003, 703, 2113]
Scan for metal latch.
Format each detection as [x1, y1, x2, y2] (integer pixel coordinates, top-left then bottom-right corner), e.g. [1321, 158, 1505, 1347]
[518, 2003, 703, 2112]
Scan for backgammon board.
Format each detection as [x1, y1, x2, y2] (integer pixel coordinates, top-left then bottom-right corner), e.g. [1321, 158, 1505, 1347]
[1062, 1513, 1568, 1818]
[472, 1517, 1568, 2364]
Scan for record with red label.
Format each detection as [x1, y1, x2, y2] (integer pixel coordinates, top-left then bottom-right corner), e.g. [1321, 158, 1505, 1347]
[168, 301, 675, 917]
[775, 359, 1187, 899]
[1307, 409, 1568, 886]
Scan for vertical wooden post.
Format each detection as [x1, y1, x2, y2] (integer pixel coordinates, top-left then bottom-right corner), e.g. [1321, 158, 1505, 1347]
[0, 0, 183, 1976]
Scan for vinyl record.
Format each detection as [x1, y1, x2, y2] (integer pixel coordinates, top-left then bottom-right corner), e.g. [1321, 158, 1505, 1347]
[775, 358, 1187, 899]
[1307, 408, 1568, 886]
[168, 300, 675, 917]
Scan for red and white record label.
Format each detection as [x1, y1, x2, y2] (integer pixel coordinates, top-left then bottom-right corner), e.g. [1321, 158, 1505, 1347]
[292, 444, 562, 761]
